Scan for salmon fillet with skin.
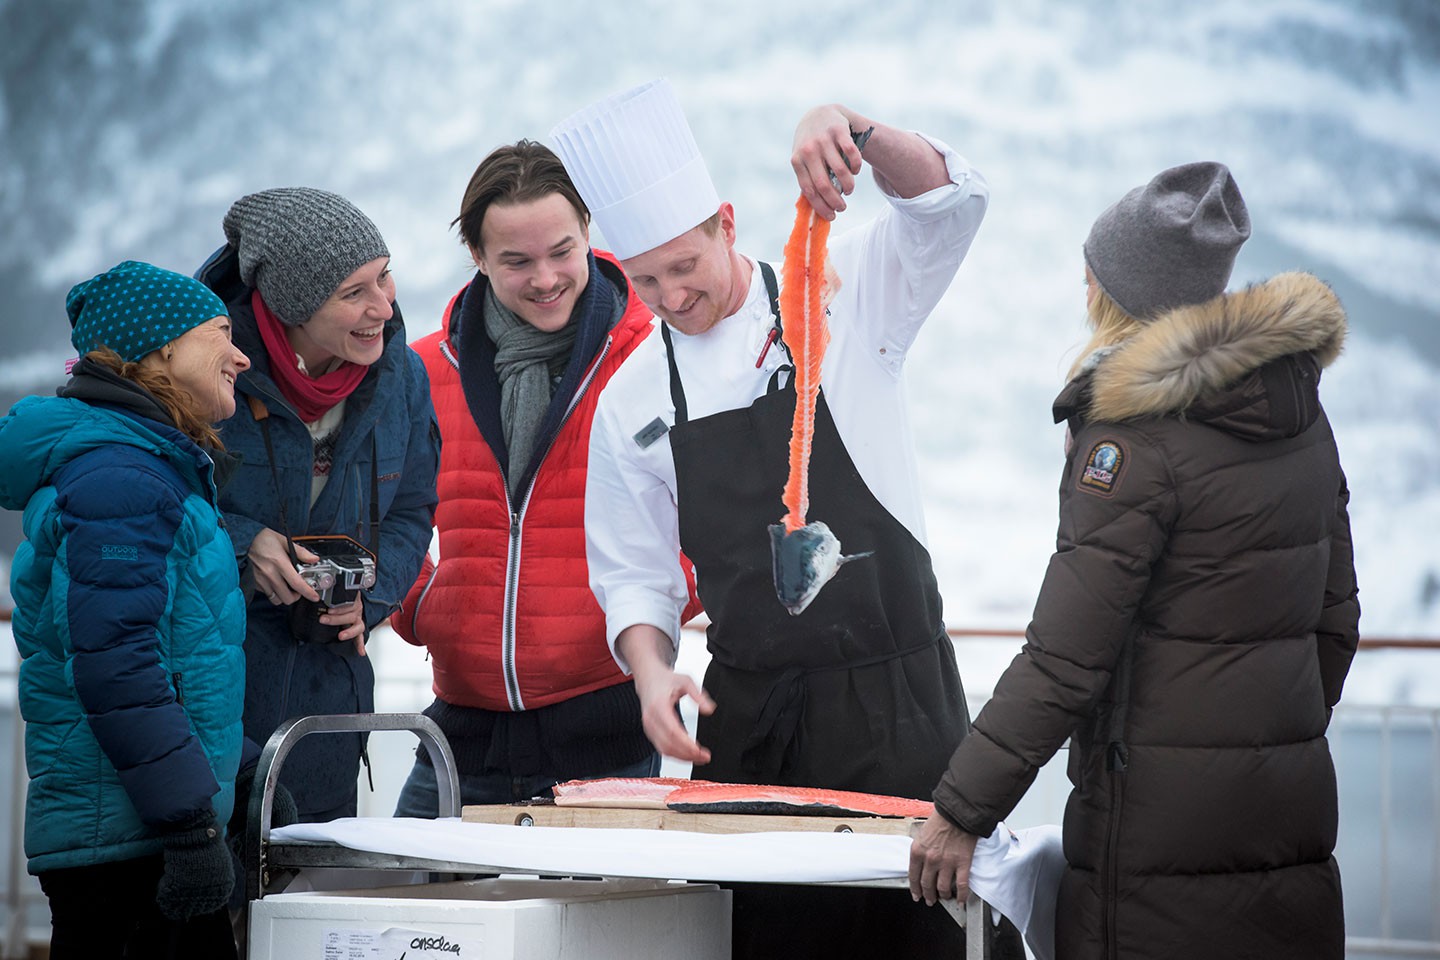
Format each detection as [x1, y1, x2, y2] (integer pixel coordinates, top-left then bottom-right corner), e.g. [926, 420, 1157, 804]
[666, 782, 931, 819]
[553, 777, 929, 819]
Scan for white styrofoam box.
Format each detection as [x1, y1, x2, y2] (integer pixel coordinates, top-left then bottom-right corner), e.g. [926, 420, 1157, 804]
[249, 876, 730, 960]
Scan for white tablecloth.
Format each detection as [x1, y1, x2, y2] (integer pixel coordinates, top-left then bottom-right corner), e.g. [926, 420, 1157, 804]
[273, 817, 1063, 958]
[274, 817, 908, 884]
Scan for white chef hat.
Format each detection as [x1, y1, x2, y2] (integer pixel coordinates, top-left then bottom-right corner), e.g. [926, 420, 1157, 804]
[550, 78, 721, 261]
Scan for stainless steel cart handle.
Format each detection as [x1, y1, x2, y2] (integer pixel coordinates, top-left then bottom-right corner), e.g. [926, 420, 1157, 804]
[245, 712, 460, 901]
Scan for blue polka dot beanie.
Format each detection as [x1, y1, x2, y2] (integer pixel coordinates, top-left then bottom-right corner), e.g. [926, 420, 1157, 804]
[67, 260, 229, 362]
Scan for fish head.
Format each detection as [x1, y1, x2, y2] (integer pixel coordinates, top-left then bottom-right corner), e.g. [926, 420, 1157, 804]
[769, 520, 851, 616]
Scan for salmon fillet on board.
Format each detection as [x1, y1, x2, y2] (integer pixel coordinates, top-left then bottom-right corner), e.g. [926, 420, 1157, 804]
[667, 782, 931, 819]
[552, 777, 711, 809]
[552, 777, 930, 819]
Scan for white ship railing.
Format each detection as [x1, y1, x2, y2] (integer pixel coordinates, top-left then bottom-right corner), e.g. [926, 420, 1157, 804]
[1334, 704, 1440, 958]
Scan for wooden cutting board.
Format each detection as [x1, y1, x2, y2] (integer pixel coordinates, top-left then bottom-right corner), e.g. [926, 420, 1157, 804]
[462, 803, 922, 837]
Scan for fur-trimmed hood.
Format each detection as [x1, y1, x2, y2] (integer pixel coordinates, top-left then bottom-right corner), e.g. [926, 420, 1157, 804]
[1057, 271, 1347, 440]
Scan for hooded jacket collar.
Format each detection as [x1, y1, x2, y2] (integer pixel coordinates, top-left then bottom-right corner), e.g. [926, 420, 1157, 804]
[58, 356, 176, 426]
[57, 358, 241, 491]
[0, 376, 220, 513]
[1056, 272, 1347, 442]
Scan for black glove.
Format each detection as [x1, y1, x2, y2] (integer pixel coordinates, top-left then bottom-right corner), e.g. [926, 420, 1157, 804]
[232, 765, 299, 830]
[271, 780, 299, 830]
[228, 766, 299, 861]
[156, 812, 234, 922]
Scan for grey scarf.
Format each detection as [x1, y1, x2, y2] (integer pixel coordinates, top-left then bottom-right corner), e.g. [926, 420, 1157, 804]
[484, 283, 578, 496]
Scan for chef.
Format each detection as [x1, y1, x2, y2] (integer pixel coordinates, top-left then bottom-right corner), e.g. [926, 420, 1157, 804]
[552, 78, 998, 958]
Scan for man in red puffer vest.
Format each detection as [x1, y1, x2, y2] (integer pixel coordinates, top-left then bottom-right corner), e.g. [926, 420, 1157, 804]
[392, 141, 699, 813]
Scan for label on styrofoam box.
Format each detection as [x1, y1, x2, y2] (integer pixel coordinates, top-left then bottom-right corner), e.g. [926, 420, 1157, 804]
[323, 927, 475, 959]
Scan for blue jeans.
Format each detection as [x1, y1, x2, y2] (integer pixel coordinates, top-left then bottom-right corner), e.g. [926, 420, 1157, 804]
[393, 752, 661, 818]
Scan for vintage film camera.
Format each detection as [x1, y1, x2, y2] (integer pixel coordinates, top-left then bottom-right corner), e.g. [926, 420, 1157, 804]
[287, 534, 377, 645]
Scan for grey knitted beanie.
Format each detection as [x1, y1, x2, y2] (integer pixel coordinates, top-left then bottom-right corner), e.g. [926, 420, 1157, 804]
[1083, 162, 1250, 321]
[222, 187, 390, 326]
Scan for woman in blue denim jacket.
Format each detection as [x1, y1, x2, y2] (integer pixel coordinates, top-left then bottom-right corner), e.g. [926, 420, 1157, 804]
[196, 188, 439, 823]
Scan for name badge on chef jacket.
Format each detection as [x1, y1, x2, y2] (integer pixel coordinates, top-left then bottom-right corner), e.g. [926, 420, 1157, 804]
[634, 417, 669, 449]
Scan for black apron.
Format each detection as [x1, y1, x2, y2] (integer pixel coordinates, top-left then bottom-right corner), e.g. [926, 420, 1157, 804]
[665, 263, 970, 798]
[662, 264, 987, 959]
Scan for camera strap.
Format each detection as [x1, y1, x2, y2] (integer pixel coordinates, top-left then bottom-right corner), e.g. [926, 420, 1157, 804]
[247, 394, 382, 568]
[249, 395, 301, 568]
[367, 434, 380, 565]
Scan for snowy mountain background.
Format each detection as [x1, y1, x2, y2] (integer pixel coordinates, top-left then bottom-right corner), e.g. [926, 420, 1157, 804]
[2, 0, 1438, 643]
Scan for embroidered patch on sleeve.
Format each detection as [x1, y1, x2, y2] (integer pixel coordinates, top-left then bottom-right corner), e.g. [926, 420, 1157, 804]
[1077, 439, 1126, 497]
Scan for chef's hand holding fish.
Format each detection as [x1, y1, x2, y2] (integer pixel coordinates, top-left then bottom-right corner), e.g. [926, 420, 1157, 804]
[616, 624, 716, 764]
[790, 103, 870, 221]
[909, 806, 980, 907]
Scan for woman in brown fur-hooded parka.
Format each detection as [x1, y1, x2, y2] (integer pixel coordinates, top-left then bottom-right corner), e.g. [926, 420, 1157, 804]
[911, 162, 1359, 960]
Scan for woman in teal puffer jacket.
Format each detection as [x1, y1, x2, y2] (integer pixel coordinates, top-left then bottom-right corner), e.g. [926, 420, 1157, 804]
[0, 261, 250, 959]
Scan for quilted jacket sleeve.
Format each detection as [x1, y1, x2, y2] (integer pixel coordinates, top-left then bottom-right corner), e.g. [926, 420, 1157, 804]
[1316, 466, 1360, 713]
[55, 447, 220, 826]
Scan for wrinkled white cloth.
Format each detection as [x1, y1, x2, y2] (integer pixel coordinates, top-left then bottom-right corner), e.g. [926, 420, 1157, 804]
[274, 815, 1064, 956]
[275, 817, 912, 884]
[970, 823, 1065, 960]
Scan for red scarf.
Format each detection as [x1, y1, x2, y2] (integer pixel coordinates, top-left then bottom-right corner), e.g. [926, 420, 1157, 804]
[252, 290, 368, 423]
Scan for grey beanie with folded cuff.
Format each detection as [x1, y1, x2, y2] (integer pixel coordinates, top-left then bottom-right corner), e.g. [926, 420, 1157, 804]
[1083, 161, 1251, 321]
[222, 187, 390, 326]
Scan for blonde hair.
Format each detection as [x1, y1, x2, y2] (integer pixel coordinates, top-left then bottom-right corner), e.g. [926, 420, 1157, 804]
[85, 346, 224, 451]
[1067, 286, 1143, 381]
